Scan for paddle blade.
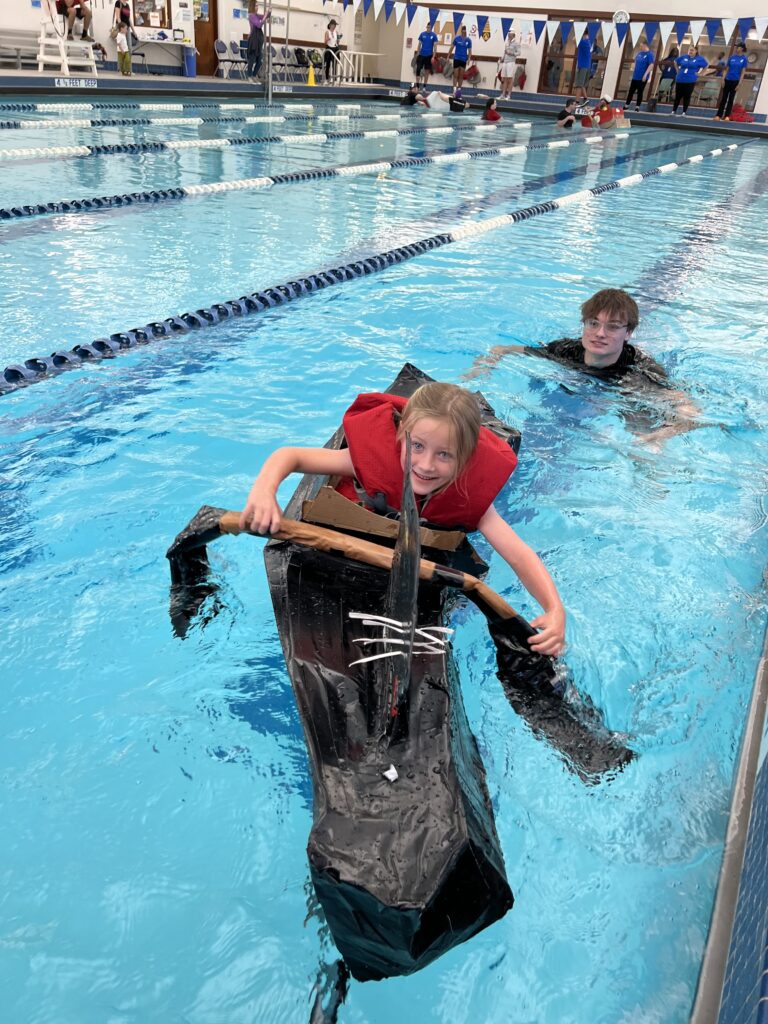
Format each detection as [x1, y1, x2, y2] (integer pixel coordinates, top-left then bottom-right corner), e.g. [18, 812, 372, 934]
[486, 614, 635, 782]
[165, 504, 228, 638]
[374, 435, 421, 738]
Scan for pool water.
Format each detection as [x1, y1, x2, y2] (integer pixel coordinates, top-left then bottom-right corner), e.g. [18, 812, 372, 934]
[1, 98, 767, 1024]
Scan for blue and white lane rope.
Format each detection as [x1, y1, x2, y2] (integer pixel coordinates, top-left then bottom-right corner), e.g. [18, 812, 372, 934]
[0, 101, 348, 112]
[0, 142, 743, 394]
[0, 133, 622, 222]
[0, 120, 533, 163]
[0, 109, 461, 132]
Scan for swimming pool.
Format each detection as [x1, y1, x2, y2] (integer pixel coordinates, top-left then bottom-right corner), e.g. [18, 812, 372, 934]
[2, 97, 767, 1023]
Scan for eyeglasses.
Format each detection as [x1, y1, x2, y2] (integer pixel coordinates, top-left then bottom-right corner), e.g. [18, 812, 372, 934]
[583, 318, 629, 334]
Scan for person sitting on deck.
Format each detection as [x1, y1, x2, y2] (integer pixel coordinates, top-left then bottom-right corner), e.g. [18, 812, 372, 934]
[240, 382, 566, 656]
[462, 288, 699, 443]
[58, 0, 94, 41]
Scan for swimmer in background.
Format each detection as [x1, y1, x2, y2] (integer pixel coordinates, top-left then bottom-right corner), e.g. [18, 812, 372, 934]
[463, 288, 699, 444]
[556, 98, 577, 128]
[240, 382, 566, 656]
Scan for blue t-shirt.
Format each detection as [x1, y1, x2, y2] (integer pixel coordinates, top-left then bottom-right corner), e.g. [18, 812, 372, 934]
[418, 30, 438, 57]
[452, 35, 472, 62]
[632, 50, 654, 80]
[675, 54, 708, 83]
[577, 37, 592, 69]
[725, 53, 748, 81]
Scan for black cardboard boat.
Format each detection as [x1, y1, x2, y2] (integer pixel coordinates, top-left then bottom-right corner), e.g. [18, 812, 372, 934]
[166, 363, 633, 984]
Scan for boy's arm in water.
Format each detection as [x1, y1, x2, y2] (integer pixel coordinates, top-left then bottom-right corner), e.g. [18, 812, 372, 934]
[461, 344, 526, 380]
[240, 447, 354, 534]
[478, 505, 566, 657]
[636, 388, 701, 446]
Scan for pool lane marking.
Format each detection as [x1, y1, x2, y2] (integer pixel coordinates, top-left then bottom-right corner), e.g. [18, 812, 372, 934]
[0, 109, 465, 133]
[0, 133, 626, 223]
[0, 119, 535, 163]
[0, 141, 748, 395]
[0, 101, 355, 113]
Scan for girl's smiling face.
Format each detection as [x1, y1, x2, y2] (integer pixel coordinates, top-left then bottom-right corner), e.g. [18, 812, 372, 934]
[400, 416, 457, 496]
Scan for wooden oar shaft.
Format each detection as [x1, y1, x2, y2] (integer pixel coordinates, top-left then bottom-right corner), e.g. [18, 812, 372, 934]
[218, 511, 518, 620]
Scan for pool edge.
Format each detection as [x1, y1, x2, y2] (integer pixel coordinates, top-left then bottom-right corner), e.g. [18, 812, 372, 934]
[690, 607, 768, 1024]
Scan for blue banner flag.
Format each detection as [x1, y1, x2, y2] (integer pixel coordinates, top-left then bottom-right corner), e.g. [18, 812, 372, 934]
[615, 21, 629, 46]
[560, 21, 573, 44]
[477, 15, 488, 36]
[737, 17, 753, 41]
[452, 11, 464, 33]
[587, 21, 601, 45]
[384, 0, 394, 21]
[644, 21, 659, 43]
[501, 17, 513, 38]
[704, 19, 720, 44]
[674, 20, 689, 44]
[533, 20, 546, 42]
[406, 4, 417, 25]
[428, 7, 440, 27]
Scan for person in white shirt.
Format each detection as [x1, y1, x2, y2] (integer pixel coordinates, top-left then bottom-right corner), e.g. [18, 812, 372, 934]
[498, 30, 520, 100]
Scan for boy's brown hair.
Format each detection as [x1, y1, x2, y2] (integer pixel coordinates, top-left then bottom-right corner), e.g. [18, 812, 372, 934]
[581, 288, 639, 333]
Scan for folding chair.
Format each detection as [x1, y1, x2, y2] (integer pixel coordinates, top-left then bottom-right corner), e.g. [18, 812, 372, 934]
[215, 38, 233, 78]
[229, 40, 247, 79]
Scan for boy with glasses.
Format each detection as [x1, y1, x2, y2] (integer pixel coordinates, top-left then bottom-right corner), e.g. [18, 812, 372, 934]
[463, 289, 698, 441]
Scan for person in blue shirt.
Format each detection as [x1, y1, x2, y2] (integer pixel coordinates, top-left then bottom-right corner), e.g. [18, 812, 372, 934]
[673, 45, 711, 115]
[414, 21, 439, 88]
[715, 43, 749, 120]
[448, 25, 472, 91]
[625, 41, 655, 111]
[574, 31, 592, 88]
[657, 46, 678, 101]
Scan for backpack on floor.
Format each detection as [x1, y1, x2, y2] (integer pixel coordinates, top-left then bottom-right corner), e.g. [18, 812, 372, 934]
[730, 104, 754, 122]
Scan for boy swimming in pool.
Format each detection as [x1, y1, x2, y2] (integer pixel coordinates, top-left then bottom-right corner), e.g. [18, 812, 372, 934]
[241, 382, 566, 656]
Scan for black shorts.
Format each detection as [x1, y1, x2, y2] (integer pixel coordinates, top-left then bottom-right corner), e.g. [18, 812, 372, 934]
[415, 55, 432, 74]
[453, 59, 467, 69]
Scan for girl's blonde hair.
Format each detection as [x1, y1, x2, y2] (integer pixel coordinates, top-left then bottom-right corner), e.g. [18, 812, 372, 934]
[398, 383, 481, 483]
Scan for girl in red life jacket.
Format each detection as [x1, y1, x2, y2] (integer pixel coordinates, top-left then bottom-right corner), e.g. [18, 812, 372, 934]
[241, 382, 565, 655]
[482, 98, 502, 122]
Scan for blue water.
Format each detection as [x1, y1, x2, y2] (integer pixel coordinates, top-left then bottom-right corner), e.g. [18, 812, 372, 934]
[1, 97, 768, 1024]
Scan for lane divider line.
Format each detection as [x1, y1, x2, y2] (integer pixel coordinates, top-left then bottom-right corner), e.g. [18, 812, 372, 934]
[0, 108, 469, 133]
[0, 132, 623, 223]
[0, 120, 534, 164]
[1, 141, 744, 395]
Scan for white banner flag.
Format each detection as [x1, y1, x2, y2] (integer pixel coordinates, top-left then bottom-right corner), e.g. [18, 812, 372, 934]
[658, 21, 674, 51]
[352, 0, 361, 11]
[755, 16, 768, 41]
[689, 19, 706, 45]
[394, 2, 405, 26]
[573, 20, 587, 43]
[630, 21, 645, 46]
[372, 0, 384, 21]
[546, 19, 560, 43]
[720, 19, 737, 44]
[601, 21, 615, 46]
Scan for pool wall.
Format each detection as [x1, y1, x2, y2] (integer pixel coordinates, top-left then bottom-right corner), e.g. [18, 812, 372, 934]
[692, 617, 768, 1024]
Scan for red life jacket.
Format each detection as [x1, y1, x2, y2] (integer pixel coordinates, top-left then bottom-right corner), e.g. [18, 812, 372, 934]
[336, 392, 518, 530]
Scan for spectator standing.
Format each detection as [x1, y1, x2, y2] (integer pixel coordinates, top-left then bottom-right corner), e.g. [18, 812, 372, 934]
[715, 43, 749, 120]
[115, 22, 131, 75]
[414, 21, 438, 88]
[657, 46, 678, 101]
[673, 45, 710, 115]
[246, 0, 270, 80]
[498, 29, 520, 100]
[112, 1, 133, 60]
[482, 97, 501, 121]
[625, 41, 655, 111]
[448, 25, 472, 92]
[324, 19, 341, 83]
[575, 31, 592, 88]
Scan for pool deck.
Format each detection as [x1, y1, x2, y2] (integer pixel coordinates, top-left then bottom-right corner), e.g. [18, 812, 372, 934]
[1, 67, 768, 139]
